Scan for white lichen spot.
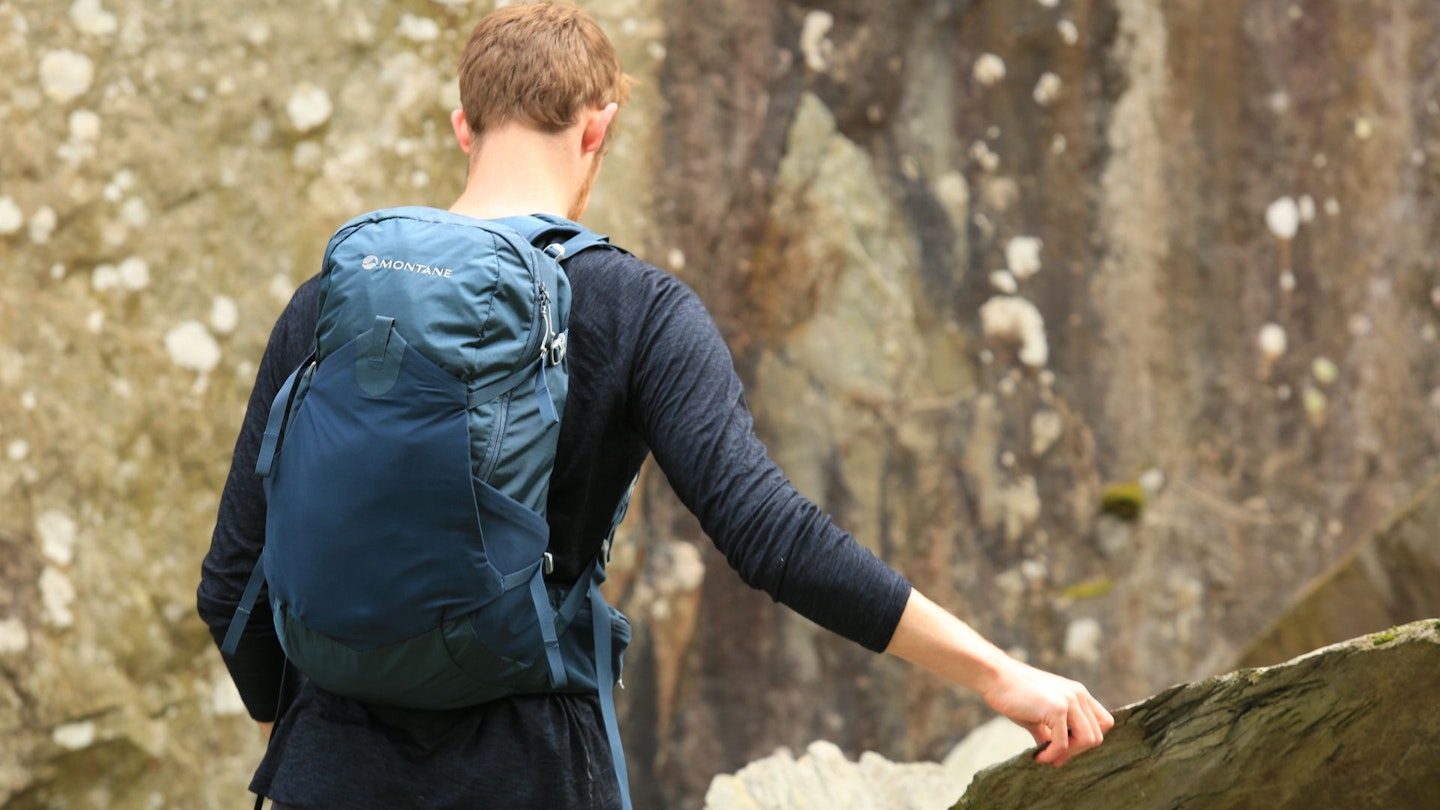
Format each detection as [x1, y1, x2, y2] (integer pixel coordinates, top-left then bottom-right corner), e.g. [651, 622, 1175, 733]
[209, 676, 247, 716]
[1057, 19, 1079, 45]
[40, 50, 95, 103]
[969, 140, 1000, 171]
[120, 197, 150, 228]
[900, 154, 921, 180]
[69, 0, 117, 36]
[69, 108, 101, 141]
[91, 263, 119, 291]
[1278, 270, 1296, 292]
[934, 171, 969, 211]
[117, 256, 150, 291]
[1020, 558, 1046, 582]
[1275, 383, 1292, 402]
[103, 168, 135, 202]
[292, 140, 324, 171]
[1265, 196, 1300, 240]
[1050, 134, 1068, 155]
[164, 321, 222, 373]
[269, 274, 296, 303]
[980, 296, 1049, 368]
[36, 510, 78, 566]
[1311, 356, 1339, 385]
[1064, 618, 1103, 666]
[1037, 0, 1059, 7]
[286, 83, 333, 133]
[1032, 71, 1062, 106]
[53, 720, 96, 750]
[1030, 409, 1063, 456]
[243, 21, 271, 47]
[40, 566, 77, 627]
[1257, 322, 1287, 361]
[799, 10, 834, 73]
[1298, 194, 1316, 223]
[1347, 313, 1372, 338]
[989, 270, 1018, 294]
[210, 296, 239, 335]
[1003, 478, 1042, 542]
[1267, 91, 1291, 114]
[982, 176, 1019, 210]
[1005, 235, 1044, 280]
[973, 53, 1006, 87]
[667, 249, 686, 272]
[397, 13, 439, 42]
[1323, 197, 1340, 216]
[1138, 467, 1166, 494]
[0, 197, 23, 235]
[7, 439, 30, 461]
[1302, 386, 1327, 427]
[1353, 116, 1373, 140]
[646, 41, 667, 62]
[0, 618, 29, 654]
[28, 206, 57, 244]
[87, 310, 105, 333]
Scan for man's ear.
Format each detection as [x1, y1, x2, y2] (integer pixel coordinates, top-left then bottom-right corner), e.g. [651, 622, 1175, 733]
[580, 102, 619, 156]
[450, 109, 473, 155]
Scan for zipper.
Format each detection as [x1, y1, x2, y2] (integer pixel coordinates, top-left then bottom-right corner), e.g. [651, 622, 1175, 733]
[478, 390, 512, 482]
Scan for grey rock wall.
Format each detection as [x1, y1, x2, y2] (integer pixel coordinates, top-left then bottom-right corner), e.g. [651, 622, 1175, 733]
[3, 0, 1439, 807]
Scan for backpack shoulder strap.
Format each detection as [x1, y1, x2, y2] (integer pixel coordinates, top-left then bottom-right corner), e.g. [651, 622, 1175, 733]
[492, 214, 622, 262]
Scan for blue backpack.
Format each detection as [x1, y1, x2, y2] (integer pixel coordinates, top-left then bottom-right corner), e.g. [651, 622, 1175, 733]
[224, 206, 634, 807]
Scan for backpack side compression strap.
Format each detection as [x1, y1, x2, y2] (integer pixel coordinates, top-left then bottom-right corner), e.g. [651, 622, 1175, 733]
[591, 577, 631, 810]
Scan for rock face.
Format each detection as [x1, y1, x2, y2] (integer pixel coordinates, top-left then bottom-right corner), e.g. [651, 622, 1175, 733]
[704, 718, 1034, 810]
[3, 1, 1440, 807]
[956, 620, 1440, 809]
[1238, 473, 1440, 668]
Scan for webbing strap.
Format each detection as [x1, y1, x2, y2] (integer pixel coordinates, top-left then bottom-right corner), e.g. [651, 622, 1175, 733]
[221, 556, 268, 656]
[255, 352, 314, 478]
[591, 581, 632, 810]
[528, 567, 567, 691]
[534, 360, 559, 425]
[497, 556, 545, 592]
[467, 358, 542, 410]
[552, 559, 599, 634]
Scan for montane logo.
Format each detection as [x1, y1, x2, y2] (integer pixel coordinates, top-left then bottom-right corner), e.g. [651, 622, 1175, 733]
[361, 254, 454, 278]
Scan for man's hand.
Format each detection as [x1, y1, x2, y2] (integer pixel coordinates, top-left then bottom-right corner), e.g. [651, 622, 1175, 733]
[982, 657, 1113, 766]
[885, 588, 1114, 767]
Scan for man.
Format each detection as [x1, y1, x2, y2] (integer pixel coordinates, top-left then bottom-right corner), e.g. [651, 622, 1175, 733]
[197, 3, 1113, 807]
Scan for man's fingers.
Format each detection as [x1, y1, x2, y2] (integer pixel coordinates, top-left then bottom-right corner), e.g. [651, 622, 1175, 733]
[1093, 695, 1116, 731]
[1072, 695, 1103, 749]
[1034, 712, 1070, 766]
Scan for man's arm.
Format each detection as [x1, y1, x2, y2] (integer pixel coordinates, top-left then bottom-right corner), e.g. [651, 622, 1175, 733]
[196, 278, 320, 727]
[625, 265, 1112, 762]
[885, 589, 1113, 766]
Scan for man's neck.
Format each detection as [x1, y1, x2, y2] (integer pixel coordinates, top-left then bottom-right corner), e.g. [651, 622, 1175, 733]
[449, 124, 580, 221]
